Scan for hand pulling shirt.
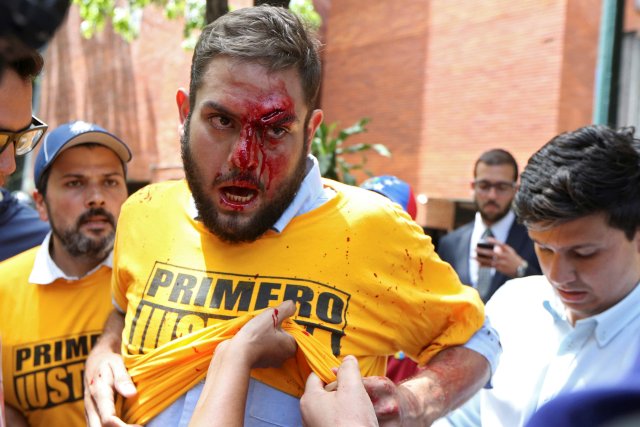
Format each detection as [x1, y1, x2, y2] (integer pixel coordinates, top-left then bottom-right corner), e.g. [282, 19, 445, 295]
[0, 241, 113, 427]
[113, 178, 485, 423]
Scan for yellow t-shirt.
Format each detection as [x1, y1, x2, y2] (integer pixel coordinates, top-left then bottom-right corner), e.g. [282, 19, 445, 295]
[0, 247, 113, 427]
[113, 179, 484, 422]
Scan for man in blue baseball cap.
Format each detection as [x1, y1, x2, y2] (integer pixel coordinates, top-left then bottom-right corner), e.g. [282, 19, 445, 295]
[0, 120, 131, 426]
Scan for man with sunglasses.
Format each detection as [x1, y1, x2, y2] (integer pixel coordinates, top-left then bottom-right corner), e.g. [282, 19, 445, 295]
[0, 49, 50, 261]
[437, 148, 541, 302]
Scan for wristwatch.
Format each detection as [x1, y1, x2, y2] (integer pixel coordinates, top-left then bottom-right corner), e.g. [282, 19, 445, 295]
[516, 260, 529, 278]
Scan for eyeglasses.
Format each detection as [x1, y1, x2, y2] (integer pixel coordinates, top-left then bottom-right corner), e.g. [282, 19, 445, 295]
[0, 116, 48, 156]
[473, 180, 516, 193]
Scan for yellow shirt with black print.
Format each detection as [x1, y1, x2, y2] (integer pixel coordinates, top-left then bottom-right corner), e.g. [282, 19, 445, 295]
[0, 247, 112, 427]
[113, 178, 484, 423]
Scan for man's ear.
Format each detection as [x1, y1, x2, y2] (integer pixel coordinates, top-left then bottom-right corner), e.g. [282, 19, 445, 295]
[32, 190, 48, 222]
[305, 109, 323, 155]
[176, 88, 190, 138]
[469, 180, 477, 199]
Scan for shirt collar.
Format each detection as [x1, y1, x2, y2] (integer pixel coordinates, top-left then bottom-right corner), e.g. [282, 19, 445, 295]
[542, 279, 640, 346]
[28, 232, 113, 285]
[475, 209, 515, 234]
[271, 155, 332, 233]
[472, 209, 515, 245]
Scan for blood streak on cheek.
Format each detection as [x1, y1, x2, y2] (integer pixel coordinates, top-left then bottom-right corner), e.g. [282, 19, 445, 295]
[263, 156, 288, 190]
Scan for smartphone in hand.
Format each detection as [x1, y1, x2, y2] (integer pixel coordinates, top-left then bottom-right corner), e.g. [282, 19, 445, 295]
[476, 241, 495, 266]
[476, 241, 495, 251]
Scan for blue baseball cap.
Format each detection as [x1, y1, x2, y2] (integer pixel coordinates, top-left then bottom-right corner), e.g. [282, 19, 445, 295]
[34, 120, 132, 190]
[360, 175, 417, 220]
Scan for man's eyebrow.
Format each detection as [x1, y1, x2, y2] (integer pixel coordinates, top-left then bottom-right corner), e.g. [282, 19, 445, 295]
[0, 119, 33, 134]
[262, 112, 299, 126]
[60, 171, 125, 179]
[263, 111, 298, 126]
[201, 101, 299, 126]
[201, 101, 235, 117]
[532, 240, 598, 250]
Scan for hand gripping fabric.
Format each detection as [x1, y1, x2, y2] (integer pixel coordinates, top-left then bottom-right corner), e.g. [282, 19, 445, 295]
[118, 309, 340, 424]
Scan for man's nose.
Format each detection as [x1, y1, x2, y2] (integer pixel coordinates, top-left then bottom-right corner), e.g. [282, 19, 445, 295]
[0, 143, 17, 183]
[85, 183, 106, 208]
[230, 126, 260, 170]
[487, 186, 500, 197]
[546, 254, 576, 286]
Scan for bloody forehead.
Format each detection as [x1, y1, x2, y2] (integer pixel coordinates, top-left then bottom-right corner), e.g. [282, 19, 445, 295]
[247, 93, 296, 126]
[220, 78, 299, 124]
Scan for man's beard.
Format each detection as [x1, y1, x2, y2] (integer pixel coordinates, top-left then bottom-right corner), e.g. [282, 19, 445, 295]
[181, 117, 309, 244]
[48, 206, 116, 261]
[477, 198, 512, 224]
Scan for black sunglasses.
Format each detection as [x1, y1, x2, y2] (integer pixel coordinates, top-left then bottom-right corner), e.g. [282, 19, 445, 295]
[0, 116, 48, 156]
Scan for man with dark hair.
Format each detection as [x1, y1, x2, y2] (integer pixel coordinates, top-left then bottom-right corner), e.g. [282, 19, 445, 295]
[438, 125, 640, 426]
[84, 5, 499, 427]
[438, 148, 541, 302]
[0, 49, 50, 261]
[0, 121, 131, 426]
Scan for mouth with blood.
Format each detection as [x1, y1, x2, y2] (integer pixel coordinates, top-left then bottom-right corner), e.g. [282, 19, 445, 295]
[217, 170, 266, 211]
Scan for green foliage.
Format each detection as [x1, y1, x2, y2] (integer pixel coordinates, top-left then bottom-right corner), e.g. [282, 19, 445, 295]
[74, 0, 205, 44]
[290, 0, 321, 30]
[311, 118, 391, 185]
[74, 0, 320, 45]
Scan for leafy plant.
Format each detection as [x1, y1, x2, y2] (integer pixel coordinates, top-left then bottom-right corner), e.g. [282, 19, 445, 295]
[73, 0, 320, 47]
[311, 118, 391, 185]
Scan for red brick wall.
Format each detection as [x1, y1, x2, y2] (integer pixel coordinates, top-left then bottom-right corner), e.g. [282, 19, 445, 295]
[320, 0, 601, 203]
[557, 0, 600, 133]
[39, 6, 192, 184]
[37, 0, 620, 209]
[320, 2, 429, 192]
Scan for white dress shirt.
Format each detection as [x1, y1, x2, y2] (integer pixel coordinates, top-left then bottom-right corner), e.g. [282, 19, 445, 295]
[439, 275, 640, 427]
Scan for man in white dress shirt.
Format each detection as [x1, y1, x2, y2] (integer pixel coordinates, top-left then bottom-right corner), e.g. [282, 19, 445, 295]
[439, 125, 640, 426]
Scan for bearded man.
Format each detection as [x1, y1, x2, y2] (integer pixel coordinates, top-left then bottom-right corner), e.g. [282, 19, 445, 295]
[438, 148, 541, 302]
[0, 121, 131, 426]
[83, 6, 500, 427]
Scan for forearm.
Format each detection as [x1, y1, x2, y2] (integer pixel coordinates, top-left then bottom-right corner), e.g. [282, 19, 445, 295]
[399, 346, 490, 425]
[4, 404, 28, 427]
[94, 309, 125, 353]
[189, 340, 253, 427]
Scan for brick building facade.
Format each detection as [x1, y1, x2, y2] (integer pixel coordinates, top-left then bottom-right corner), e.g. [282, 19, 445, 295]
[35, 0, 637, 225]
